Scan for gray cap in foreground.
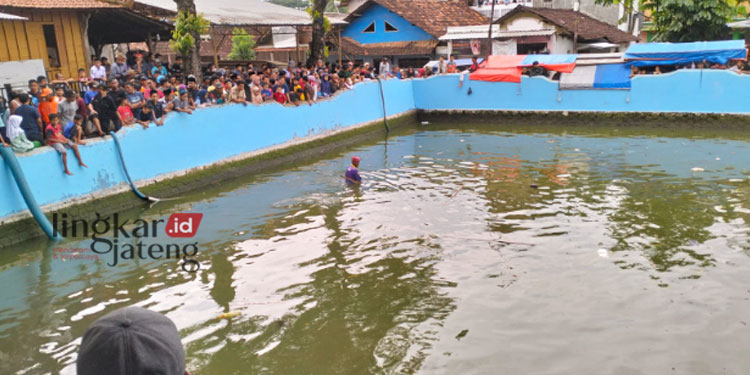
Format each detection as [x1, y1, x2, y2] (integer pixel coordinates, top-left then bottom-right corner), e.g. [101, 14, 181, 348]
[77, 306, 185, 375]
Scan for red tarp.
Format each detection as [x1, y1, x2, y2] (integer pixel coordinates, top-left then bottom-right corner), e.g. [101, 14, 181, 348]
[470, 55, 525, 83]
[470, 55, 577, 83]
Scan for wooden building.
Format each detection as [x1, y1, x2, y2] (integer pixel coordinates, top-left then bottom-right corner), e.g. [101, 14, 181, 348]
[0, 0, 170, 80]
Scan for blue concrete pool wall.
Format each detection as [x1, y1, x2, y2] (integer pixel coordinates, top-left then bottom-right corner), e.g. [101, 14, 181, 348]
[0, 79, 415, 219]
[3, 70, 750, 222]
[413, 70, 750, 114]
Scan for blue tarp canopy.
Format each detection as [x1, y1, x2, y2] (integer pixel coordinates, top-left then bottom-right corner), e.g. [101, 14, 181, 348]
[593, 63, 631, 89]
[624, 40, 746, 67]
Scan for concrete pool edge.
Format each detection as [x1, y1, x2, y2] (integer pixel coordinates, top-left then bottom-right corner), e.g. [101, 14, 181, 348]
[0, 111, 417, 248]
[417, 109, 750, 128]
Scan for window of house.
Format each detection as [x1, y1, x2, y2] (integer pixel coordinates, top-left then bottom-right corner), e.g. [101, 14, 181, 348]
[363, 22, 375, 33]
[384, 21, 398, 32]
[42, 25, 61, 68]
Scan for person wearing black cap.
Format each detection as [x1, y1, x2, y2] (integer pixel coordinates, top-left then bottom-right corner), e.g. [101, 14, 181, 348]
[77, 306, 189, 375]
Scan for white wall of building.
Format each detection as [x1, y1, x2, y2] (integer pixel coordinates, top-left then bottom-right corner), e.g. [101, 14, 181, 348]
[551, 34, 575, 54]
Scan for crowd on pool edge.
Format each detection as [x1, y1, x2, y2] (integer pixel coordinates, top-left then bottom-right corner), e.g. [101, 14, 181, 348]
[0, 53, 481, 175]
[628, 58, 750, 78]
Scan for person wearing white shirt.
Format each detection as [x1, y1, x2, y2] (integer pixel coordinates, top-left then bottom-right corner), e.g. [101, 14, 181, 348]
[90, 59, 107, 81]
[379, 58, 391, 78]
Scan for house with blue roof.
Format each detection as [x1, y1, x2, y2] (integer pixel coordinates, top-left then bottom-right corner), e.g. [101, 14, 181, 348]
[336, 0, 487, 68]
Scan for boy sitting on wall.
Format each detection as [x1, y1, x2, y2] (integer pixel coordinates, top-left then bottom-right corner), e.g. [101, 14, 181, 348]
[63, 114, 86, 146]
[46, 114, 87, 175]
[117, 97, 136, 127]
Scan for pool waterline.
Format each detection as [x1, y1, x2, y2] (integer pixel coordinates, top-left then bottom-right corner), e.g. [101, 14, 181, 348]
[1, 121, 750, 374]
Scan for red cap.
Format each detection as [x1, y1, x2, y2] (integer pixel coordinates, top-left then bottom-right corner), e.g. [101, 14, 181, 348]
[351, 156, 360, 164]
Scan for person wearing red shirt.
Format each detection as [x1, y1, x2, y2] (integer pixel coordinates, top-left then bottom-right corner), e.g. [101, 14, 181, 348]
[45, 114, 87, 175]
[117, 97, 135, 126]
[273, 86, 287, 104]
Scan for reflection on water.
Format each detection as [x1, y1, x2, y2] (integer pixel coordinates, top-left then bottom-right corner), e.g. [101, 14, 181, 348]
[2, 123, 750, 374]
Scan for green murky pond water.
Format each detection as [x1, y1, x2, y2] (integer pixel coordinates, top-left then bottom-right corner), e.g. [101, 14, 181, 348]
[2, 122, 750, 375]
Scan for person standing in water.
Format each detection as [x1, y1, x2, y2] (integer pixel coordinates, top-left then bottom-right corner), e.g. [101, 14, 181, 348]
[345, 156, 362, 185]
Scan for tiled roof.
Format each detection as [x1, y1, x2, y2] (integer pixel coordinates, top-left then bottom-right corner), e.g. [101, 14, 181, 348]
[340, 36, 437, 56]
[344, 0, 487, 38]
[0, 0, 121, 9]
[496, 6, 637, 44]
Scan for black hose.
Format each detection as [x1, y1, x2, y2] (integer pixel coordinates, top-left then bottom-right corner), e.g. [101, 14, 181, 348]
[110, 131, 159, 203]
[375, 77, 391, 133]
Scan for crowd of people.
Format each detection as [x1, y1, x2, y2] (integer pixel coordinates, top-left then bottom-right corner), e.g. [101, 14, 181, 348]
[629, 58, 750, 78]
[6, 48, 746, 175]
[0, 52, 478, 175]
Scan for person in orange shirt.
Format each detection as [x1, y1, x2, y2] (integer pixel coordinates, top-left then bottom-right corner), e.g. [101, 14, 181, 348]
[447, 55, 457, 73]
[38, 88, 58, 125]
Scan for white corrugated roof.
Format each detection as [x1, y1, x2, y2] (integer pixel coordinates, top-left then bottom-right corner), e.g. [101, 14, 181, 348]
[136, 0, 312, 26]
[0, 11, 28, 20]
[728, 20, 750, 29]
[271, 26, 297, 48]
[439, 25, 555, 40]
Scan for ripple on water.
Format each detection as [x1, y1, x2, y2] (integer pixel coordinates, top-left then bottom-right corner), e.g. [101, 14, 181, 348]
[3, 126, 750, 374]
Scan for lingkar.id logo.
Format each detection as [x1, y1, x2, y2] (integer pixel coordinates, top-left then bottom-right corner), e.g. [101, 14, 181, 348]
[53, 212, 204, 272]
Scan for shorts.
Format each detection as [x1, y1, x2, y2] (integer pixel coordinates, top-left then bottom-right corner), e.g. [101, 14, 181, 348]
[69, 125, 80, 139]
[51, 142, 72, 154]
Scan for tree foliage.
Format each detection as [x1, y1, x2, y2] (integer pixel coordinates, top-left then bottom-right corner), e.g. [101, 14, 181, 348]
[648, 0, 746, 42]
[228, 28, 257, 60]
[169, 11, 210, 56]
[306, 7, 332, 33]
[594, 0, 746, 41]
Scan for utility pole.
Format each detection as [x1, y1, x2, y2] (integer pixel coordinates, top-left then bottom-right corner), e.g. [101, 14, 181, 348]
[573, 1, 580, 53]
[486, 0, 496, 57]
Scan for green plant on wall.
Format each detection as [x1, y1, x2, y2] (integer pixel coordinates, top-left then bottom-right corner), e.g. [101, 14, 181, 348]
[169, 11, 210, 56]
[305, 7, 332, 33]
[228, 28, 256, 60]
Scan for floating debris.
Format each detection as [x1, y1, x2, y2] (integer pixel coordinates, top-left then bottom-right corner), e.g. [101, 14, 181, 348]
[597, 249, 609, 258]
[421, 121, 429, 125]
[691, 167, 704, 172]
[215, 311, 241, 320]
[456, 329, 469, 340]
